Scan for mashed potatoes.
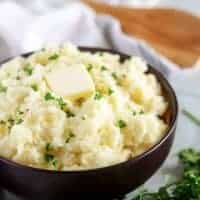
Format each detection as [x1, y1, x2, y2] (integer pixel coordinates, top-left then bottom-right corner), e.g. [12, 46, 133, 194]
[0, 43, 167, 170]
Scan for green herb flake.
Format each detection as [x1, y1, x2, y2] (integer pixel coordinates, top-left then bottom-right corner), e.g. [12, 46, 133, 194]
[52, 159, 58, 167]
[66, 110, 75, 118]
[16, 110, 24, 115]
[98, 52, 104, 56]
[16, 76, 21, 80]
[111, 72, 118, 80]
[44, 93, 67, 110]
[44, 153, 54, 163]
[23, 64, 33, 76]
[117, 120, 127, 129]
[45, 143, 51, 152]
[31, 84, 38, 91]
[87, 64, 93, 72]
[16, 118, 23, 124]
[57, 97, 66, 110]
[81, 116, 86, 120]
[108, 88, 114, 96]
[101, 66, 107, 71]
[0, 120, 6, 124]
[7, 118, 15, 129]
[48, 54, 59, 60]
[8, 118, 14, 125]
[132, 111, 137, 116]
[139, 110, 144, 114]
[65, 132, 75, 143]
[0, 84, 7, 93]
[94, 92, 103, 100]
[44, 92, 55, 101]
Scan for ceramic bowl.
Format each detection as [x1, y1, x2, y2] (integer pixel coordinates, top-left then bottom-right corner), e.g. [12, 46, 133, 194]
[0, 47, 178, 200]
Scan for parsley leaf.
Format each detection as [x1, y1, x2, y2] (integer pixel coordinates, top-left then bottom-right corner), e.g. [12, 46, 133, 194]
[108, 88, 114, 95]
[48, 54, 59, 60]
[57, 97, 66, 110]
[23, 64, 33, 76]
[139, 110, 144, 114]
[111, 72, 118, 80]
[44, 92, 67, 110]
[94, 92, 103, 100]
[45, 143, 51, 152]
[87, 64, 93, 72]
[15, 118, 23, 124]
[65, 132, 75, 143]
[0, 84, 7, 93]
[31, 84, 38, 91]
[44, 153, 54, 163]
[44, 92, 55, 101]
[101, 66, 107, 71]
[117, 120, 127, 129]
[132, 148, 200, 200]
[66, 110, 75, 118]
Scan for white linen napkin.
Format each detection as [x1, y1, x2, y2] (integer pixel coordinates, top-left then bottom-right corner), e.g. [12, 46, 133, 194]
[0, 1, 200, 200]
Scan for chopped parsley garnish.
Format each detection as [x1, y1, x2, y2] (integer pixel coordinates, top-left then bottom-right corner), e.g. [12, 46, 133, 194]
[0, 120, 6, 124]
[108, 88, 114, 95]
[8, 118, 14, 125]
[117, 120, 127, 129]
[66, 110, 75, 118]
[44, 144, 58, 167]
[15, 118, 23, 124]
[132, 110, 144, 116]
[57, 97, 66, 110]
[101, 66, 107, 71]
[45, 143, 51, 152]
[23, 64, 33, 76]
[7, 118, 15, 129]
[44, 153, 54, 163]
[0, 84, 7, 93]
[65, 132, 75, 143]
[16, 109, 24, 115]
[94, 92, 103, 100]
[139, 110, 144, 114]
[87, 64, 93, 72]
[81, 115, 86, 120]
[48, 54, 59, 60]
[44, 92, 55, 101]
[98, 52, 104, 56]
[132, 111, 137, 116]
[44, 92, 67, 110]
[31, 84, 38, 91]
[16, 76, 21, 80]
[52, 159, 58, 167]
[111, 72, 121, 85]
[111, 72, 118, 80]
[132, 148, 200, 200]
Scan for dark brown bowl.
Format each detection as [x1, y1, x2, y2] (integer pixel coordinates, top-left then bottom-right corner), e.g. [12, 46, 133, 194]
[0, 47, 178, 200]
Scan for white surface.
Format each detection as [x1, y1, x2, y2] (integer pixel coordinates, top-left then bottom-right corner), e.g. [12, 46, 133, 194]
[0, 1, 199, 199]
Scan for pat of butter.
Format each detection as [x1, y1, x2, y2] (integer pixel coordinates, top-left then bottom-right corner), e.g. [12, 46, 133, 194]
[45, 64, 95, 100]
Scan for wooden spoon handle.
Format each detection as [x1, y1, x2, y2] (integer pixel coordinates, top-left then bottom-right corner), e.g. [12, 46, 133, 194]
[83, 0, 200, 68]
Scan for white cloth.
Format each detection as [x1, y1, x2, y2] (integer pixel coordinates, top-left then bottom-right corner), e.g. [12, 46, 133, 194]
[0, 1, 200, 200]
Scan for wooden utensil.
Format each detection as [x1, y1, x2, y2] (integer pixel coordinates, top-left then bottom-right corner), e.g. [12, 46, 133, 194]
[83, 0, 200, 68]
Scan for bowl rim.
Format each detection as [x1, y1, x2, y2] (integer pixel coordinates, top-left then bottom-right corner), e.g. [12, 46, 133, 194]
[0, 47, 178, 174]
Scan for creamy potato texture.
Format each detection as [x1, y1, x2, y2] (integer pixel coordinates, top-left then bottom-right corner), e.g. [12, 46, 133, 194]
[0, 44, 167, 170]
